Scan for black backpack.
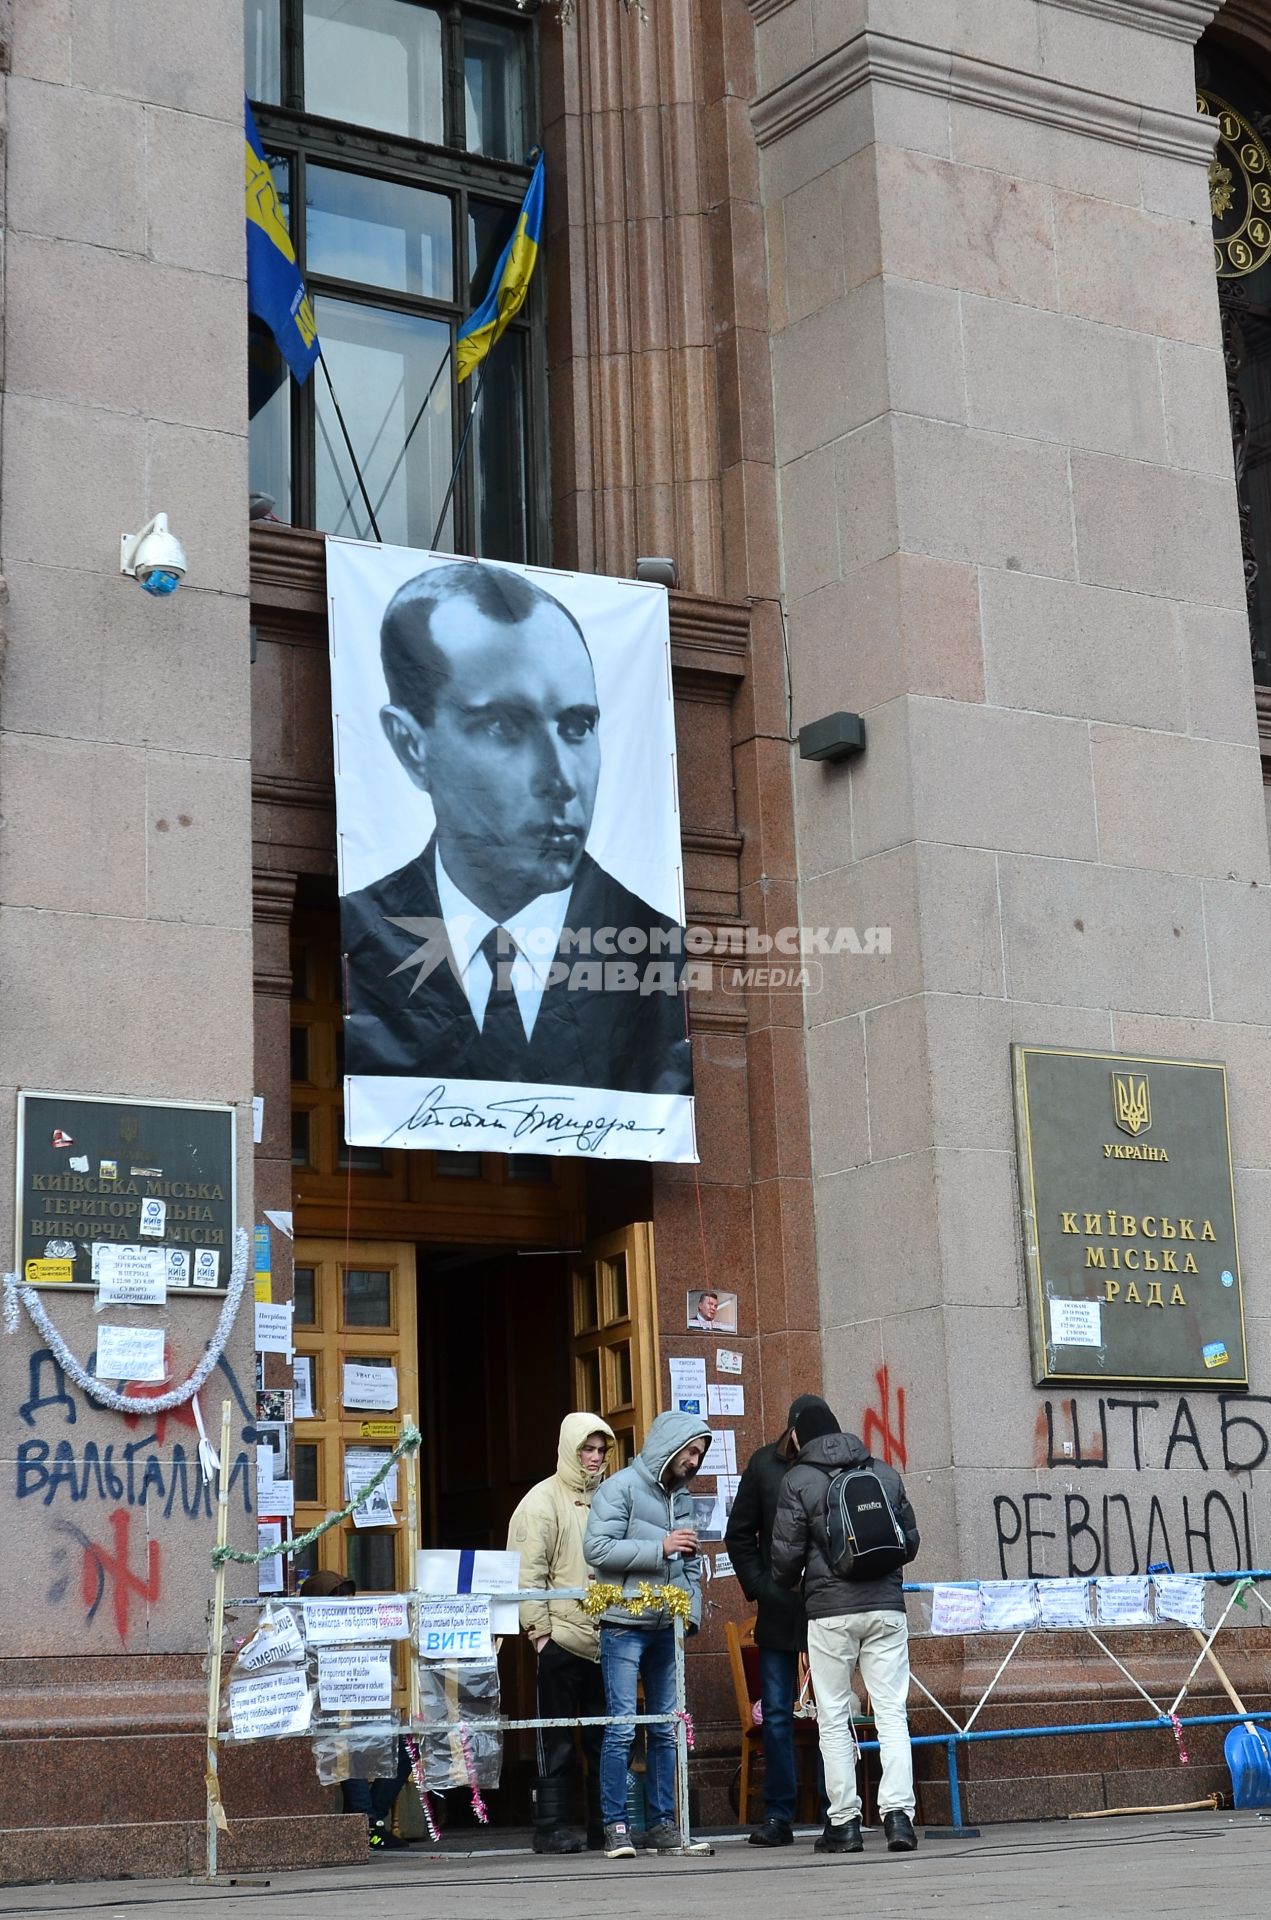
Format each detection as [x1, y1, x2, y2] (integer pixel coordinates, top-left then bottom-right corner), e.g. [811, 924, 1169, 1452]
[824, 1463, 908, 1579]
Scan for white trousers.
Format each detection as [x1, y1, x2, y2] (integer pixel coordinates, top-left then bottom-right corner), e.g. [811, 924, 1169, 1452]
[807, 1609, 915, 1823]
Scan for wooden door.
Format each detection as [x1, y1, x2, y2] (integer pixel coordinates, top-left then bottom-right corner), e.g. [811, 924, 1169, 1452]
[290, 1238, 419, 1593]
[568, 1224, 660, 1468]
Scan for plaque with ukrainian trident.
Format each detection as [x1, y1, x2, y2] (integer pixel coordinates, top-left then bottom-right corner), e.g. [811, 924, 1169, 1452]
[1012, 1047, 1246, 1388]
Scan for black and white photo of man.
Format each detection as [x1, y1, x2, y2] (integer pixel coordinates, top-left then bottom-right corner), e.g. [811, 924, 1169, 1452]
[330, 547, 696, 1155]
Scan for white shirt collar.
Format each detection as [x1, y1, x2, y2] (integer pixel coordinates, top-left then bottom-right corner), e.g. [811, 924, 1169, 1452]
[434, 849, 574, 989]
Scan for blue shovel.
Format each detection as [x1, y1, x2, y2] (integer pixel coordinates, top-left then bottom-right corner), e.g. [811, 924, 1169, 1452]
[1190, 1629, 1271, 1809]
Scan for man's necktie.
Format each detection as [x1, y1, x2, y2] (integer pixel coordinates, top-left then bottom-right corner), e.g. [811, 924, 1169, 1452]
[479, 927, 528, 1059]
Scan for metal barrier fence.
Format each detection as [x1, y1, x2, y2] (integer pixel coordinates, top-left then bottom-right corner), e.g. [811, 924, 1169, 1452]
[890, 1569, 1271, 1835]
[205, 1585, 693, 1876]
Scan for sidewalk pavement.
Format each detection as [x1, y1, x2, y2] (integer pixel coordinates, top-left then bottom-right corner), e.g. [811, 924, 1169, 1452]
[0, 1814, 1267, 1920]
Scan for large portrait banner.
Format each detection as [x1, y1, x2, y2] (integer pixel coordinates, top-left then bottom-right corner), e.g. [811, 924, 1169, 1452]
[328, 539, 696, 1163]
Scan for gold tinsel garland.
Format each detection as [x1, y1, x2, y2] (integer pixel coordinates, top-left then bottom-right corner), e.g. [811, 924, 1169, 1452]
[582, 1581, 690, 1619]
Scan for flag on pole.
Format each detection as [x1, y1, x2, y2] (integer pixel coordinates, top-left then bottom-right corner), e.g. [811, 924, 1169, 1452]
[245, 98, 319, 385]
[456, 153, 545, 383]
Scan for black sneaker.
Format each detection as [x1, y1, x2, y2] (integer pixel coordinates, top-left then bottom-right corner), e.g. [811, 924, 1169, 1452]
[748, 1818, 795, 1847]
[814, 1817, 863, 1854]
[603, 1821, 637, 1859]
[369, 1820, 408, 1852]
[645, 1823, 713, 1856]
[884, 1810, 918, 1852]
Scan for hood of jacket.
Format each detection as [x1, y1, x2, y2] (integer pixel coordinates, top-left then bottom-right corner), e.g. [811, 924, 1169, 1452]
[557, 1410, 617, 1495]
[637, 1409, 713, 1488]
[794, 1429, 870, 1474]
[777, 1392, 831, 1463]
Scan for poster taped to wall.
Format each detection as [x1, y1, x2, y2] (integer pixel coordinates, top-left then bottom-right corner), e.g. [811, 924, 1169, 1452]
[327, 539, 696, 1164]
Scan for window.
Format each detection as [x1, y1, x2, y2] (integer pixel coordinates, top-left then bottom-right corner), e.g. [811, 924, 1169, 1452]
[247, 0, 543, 562]
[1199, 52, 1271, 683]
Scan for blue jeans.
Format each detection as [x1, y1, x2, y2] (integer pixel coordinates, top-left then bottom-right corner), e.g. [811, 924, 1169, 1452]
[599, 1625, 678, 1826]
[757, 1647, 799, 1824]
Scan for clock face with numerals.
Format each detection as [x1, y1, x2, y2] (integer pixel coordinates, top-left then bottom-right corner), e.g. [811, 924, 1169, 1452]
[1200, 90, 1271, 278]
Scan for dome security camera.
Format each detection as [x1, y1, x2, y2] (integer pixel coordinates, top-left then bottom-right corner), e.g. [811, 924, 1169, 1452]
[120, 513, 188, 596]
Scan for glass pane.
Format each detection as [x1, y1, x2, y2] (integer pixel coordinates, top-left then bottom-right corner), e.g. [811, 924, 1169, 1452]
[291, 1110, 311, 1168]
[245, 0, 282, 103]
[293, 1539, 319, 1583]
[346, 1529, 397, 1589]
[435, 1152, 482, 1178]
[337, 1138, 387, 1173]
[610, 1342, 633, 1407]
[293, 1270, 316, 1326]
[574, 1269, 599, 1332]
[291, 945, 313, 1001]
[606, 1255, 629, 1322]
[464, 17, 528, 161]
[469, 198, 517, 306]
[290, 1025, 311, 1084]
[295, 1442, 320, 1503]
[474, 329, 528, 561]
[307, 165, 453, 299]
[314, 295, 453, 549]
[576, 1350, 600, 1411]
[506, 1155, 550, 1183]
[304, 0, 443, 144]
[344, 1268, 392, 1327]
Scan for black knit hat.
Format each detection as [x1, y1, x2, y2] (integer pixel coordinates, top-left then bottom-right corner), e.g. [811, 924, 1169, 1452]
[786, 1392, 829, 1434]
[795, 1403, 841, 1447]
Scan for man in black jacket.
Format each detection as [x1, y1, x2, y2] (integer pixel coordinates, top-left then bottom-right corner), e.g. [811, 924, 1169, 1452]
[725, 1393, 830, 1846]
[770, 1404, 920, 1856]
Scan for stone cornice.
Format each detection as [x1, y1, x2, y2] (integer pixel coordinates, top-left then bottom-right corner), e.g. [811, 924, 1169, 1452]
[751, 26, 1219, 162]
[1042, 0, 1222, 42]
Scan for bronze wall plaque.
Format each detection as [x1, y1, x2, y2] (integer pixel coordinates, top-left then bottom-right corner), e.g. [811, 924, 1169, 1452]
[16, 1090, 236, 1291]
[1012, 1047, 1246, 1387]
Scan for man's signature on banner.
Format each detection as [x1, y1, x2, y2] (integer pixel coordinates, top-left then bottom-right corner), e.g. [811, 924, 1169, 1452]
[382, 1085, 667, 1154]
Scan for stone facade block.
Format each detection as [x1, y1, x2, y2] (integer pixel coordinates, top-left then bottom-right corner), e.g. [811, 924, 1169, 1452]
[146, 107, 246, 280]
[908, 699, 1099, 862]
[145, 752, 254, 928]
[770, 277, 886, 465]
[7, 77, 145, 251]
[935, 1148, 1023, 1311]
[996, 857, 1211, 1018]
[1176, 604, 1259, 748]
[980, 569, 1186, 732]
[1071, 452, 1246, 609]
[923, 992, 1114, 1155]
[1203, 881, 1271, 1027]
[805, 1013, 871, 1177]
[875, 145, 1058, 310]
[893, 415, 1075, 578]
[1090, 728, 1269, 882]
[914, 842, 1006, 999]
[1158, 340, 1235, 478]
[863, 994, 932, 1162]
[882, 275, 966, 425]
[69, 0, 245, 120]
[0, 733, 147, 917]
[798, 843, 922, 1010]
[2, 394, 145, 575]
[1054, 191, 1222, 347]
[815, 1152, 942, 1324]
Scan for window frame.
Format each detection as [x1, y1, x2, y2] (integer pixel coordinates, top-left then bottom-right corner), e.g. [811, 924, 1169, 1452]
[248, 0, 549, 564]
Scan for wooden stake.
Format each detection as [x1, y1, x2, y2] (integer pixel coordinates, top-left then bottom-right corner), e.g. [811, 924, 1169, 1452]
[204, 1399, 234, 1876]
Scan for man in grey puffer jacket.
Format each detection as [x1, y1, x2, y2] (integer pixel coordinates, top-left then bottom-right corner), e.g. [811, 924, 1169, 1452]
[583, 1410, 713, 1858]
[770, 1403, 920, 1857]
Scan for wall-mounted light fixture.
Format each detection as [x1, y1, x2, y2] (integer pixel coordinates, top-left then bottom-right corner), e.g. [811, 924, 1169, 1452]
[798, 711, 866, 763]
[636, 556, 677, 589]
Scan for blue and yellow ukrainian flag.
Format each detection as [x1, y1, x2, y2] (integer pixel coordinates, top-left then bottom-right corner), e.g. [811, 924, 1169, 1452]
[245, 99, 319, 385]
[457, 154, 545, 383]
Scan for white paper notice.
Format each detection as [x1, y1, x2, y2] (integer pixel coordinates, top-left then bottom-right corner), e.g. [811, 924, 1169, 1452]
[707, 1383, 744, 1417]
[96, 1323, 166, 1383]
[415, 1549, 522, 1637]
[260, 1478, 294, 1518]
[237, 1606, 305, 1670]
[716, 1349, 743, 1375]
[700, 1429, 736, 1479]
[292, 1356, 314, 1420]
[256, 1524, 285, 1597]
[1152, 1573, 1206, 1629]
[1049, 1297, 1103, 1347]
[341, 1361, 398, 1411]
[193, 1248, 221, 1289]
[92, 1242, 167, 1306]
[713, 1551, 736, 1578]
[929, 1585, 984, 1635]
[264, 1209, 294, 1240]
[1037, 1579, 1093, 1629]
[1095, 1576, 1152, 1627]
[255, 1301, 294, 1356]
[255, 1445, 275, 1505]
[317, 1643, 394, 1712]
[138, 1196, 167, 1238]
[669, 1356, 708, 1417]
[417, 1594, 493, 1662]
[228, 1664, 312, 1741]
[346, 1461, 395, 1528]
[345, 1449, 398, 1503]
[166, 1248, 191, 1289]
[252, 1095, 265, 1144]
[302, 1596, 411, 1644]
[979, 1581, 1039, 1632]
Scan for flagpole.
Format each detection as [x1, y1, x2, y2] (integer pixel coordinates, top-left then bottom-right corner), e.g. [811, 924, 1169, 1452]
[318, 349, 383, 544]
[430, 353, 491, 553]
[371, 341, 454, 526]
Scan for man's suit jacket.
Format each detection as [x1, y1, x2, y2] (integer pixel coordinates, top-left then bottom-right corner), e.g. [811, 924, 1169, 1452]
[340, 839, 692, 1095]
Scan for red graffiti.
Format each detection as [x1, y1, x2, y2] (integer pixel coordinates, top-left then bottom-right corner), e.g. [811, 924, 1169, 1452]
[121, 1374, 195, 1447]
[80, 1508, 161, 1644]
[861, 1366, 907, 1471]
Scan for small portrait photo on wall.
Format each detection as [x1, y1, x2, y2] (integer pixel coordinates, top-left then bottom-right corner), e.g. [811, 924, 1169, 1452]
[686, 1287, 737, 1333]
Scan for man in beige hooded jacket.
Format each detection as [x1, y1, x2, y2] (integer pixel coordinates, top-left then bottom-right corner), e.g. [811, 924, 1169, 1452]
[507, 1411, 616, 1853]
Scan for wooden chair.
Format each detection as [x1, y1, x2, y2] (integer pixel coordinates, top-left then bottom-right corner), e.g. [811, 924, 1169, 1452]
[724, 1619, 829, 1826]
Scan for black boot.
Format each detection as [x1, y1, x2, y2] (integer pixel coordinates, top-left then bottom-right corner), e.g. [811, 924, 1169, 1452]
[884, 1810, 917, 1852]
[533, 1778, 586, 1855]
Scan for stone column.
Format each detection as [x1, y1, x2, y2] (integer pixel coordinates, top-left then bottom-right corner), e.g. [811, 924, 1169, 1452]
[753, 0, 1271, 1575]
